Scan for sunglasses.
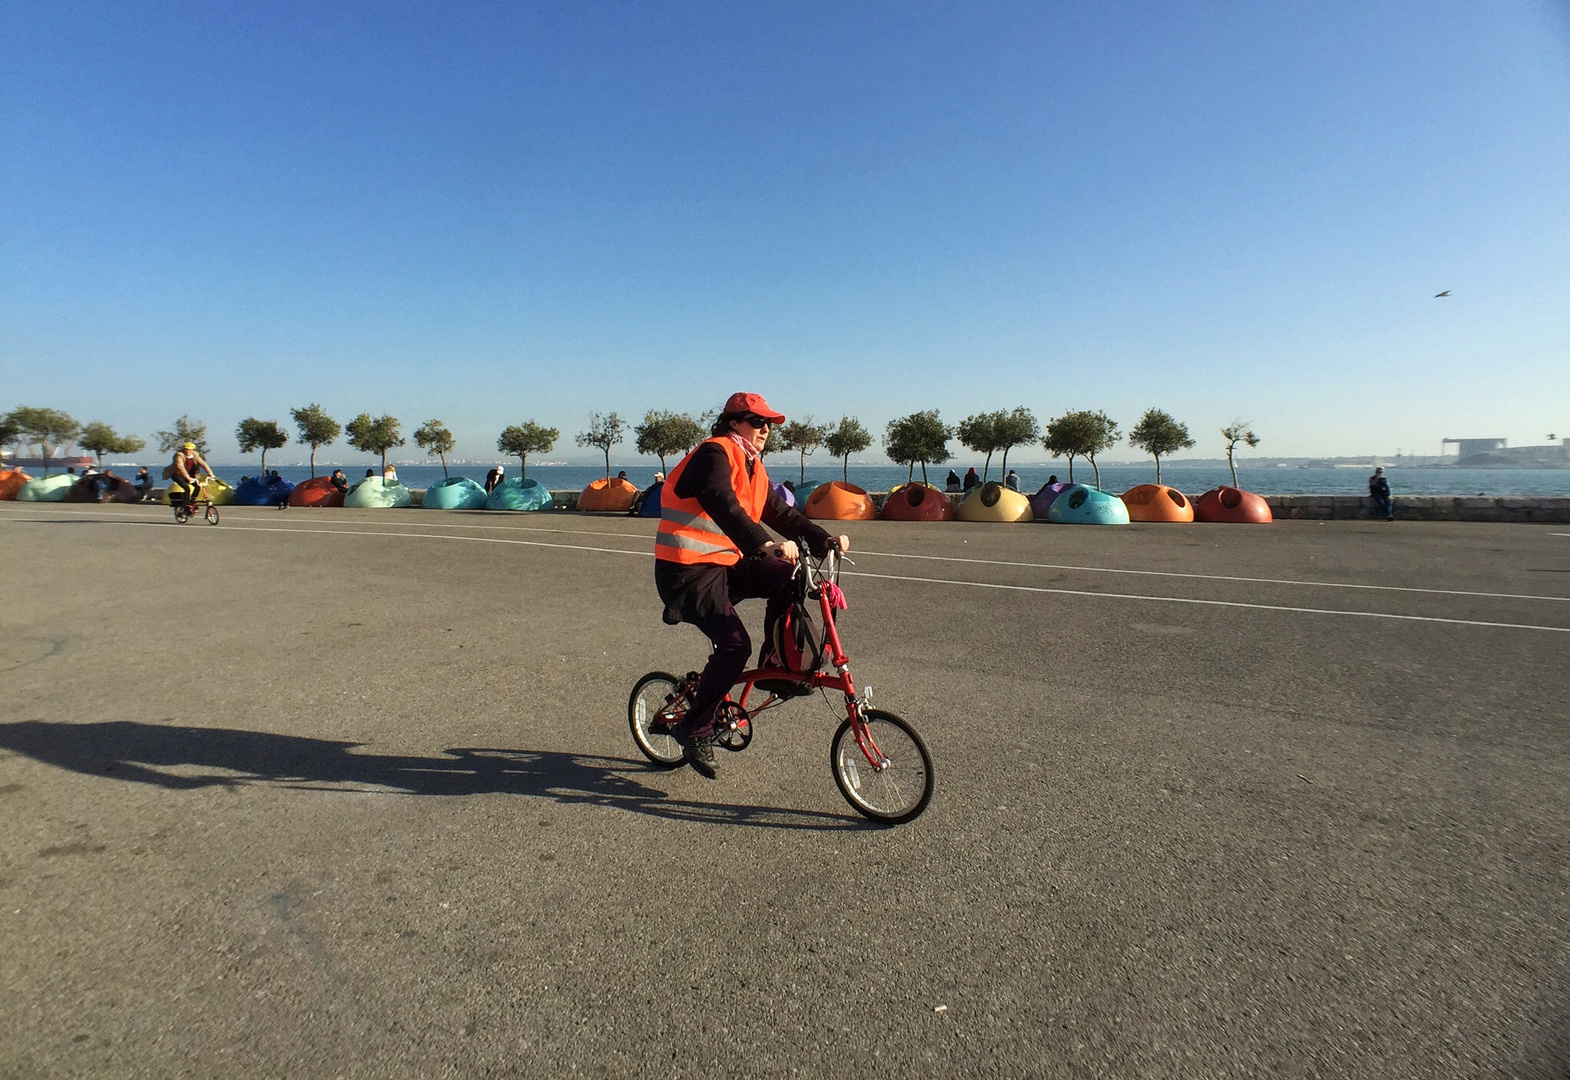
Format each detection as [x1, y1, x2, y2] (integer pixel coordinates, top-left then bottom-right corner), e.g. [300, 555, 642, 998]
[737, 414, 773, 428]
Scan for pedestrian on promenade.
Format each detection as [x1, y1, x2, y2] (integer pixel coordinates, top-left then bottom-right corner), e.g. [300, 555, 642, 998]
[1368, 467, 1394, 520]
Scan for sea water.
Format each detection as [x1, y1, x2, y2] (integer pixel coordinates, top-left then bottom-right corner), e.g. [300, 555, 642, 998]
[191, 462, 1570, 498]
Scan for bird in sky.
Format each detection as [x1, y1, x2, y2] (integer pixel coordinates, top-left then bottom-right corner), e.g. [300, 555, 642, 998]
[1434, 290, 1451, 297]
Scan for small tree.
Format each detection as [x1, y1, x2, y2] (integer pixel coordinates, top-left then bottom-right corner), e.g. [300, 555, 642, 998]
[823, 416, 872, 482]
[236, 418, 290, 476]
[634, 410, 705, 472]
[956, 411, 1004, 481]
[1044, 410, 1120, 489]
[995, 406, 1040, 477]
[155, 415, 208, 456]
[885, 410, 952, 485]
[7, 407, 80, 476]
[778, 417, 827, 484]
[0, 412, 21, 460]
[576, 412, 627, 480]
[345, 413, 405, 475]
[291, 403, 341, 478]
[1128, 408, 1195, 484]
[1221, 420, 1260, 487]
[77, 422, 146, 470]
[414, 419, 456, 478]
[498, 421, 558, 481]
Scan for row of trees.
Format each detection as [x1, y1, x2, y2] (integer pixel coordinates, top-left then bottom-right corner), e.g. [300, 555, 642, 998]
[3, 403, 1262, 487]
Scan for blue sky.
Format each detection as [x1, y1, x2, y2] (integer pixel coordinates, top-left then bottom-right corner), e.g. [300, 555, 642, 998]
[3, 0, 1567, 463]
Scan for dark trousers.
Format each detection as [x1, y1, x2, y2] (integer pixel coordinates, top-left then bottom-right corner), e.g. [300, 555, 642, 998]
[1372, 494, 1393, 520]
[681, 557, 796, 737]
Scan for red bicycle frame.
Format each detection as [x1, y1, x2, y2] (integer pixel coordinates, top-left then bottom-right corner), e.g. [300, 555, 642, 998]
[728, 552, 892, 771]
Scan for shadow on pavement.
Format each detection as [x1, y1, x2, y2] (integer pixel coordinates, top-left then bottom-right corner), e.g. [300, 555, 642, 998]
[0, 720, 865, 831]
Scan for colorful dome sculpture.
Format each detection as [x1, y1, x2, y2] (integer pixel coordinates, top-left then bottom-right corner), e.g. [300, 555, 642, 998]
[233, 475, 295, 507]
[486, 477, 553, 511]
[1029, 482, 1072, 518]
[578, 477, 638, 512]
[793, 480, 822, 503]
[880, 482, 955, 522]
[66, 474, 142, 503]
[288, 476, 345, 507]
[1047, 485, 1130, 525]
[1120, 484, 1195, 523]
[957, 481, 1034, 523]
[0, 468, 33, 500]
[1194, 486, 1273, 524]
[344, 477, 412, 508]
[160, 478, 234, 505]
[803, 480, 876, 521]
[422, 476, 488, 510]
[20, 474, 79, 502]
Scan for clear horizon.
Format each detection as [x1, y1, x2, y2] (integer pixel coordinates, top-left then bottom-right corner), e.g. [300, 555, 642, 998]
[4, 3, 1566, 461]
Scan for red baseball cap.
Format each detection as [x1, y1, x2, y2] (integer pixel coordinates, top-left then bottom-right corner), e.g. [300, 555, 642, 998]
[721, 392, 785, 424]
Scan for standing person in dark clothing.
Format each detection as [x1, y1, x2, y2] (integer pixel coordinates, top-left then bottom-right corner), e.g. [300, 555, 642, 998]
[1368, 467, 1394, 520]
[655, 392, 850, 779]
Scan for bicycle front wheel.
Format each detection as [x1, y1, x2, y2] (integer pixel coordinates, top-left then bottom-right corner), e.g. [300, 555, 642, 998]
[628, 671, 689, 767]
[204, 504, 219, 525]
[831, 709, 933, 824]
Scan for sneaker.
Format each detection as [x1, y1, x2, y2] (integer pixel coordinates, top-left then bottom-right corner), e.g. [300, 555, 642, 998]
[682, 733, 719, 779]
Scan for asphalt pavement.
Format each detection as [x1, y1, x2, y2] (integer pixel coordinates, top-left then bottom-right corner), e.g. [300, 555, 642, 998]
[2, 501, 1567, 1078]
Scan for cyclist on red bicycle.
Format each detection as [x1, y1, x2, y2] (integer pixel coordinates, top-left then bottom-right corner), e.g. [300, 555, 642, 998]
[655, 392, 849, 779]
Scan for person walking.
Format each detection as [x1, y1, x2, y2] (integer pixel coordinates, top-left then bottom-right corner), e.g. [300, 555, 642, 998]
[1368, 467, 1394, 520]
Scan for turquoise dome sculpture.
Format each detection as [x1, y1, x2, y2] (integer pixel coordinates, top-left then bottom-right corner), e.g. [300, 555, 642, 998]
[422, 476, 487, 510]
[18, 474, 74, 501]
[1046, 484, 1130, 525]
[485, 477, 553, 511]
[345, 477, 412, 508]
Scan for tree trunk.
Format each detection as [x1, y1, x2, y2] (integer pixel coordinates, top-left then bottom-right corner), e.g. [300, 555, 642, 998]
[260, 448, 268, 475]
[919, 461, 928, 484]
[1090, 456, 1101, 490]
[1227, 450, 1238, 487]
[983, 451, 993, 481]
[440, 453, 449, 479]
[309, 446, 317, 478]
[1154, 454, 1161, 484]
[518, 455, 527, 481]
[841, 455, 849, 482]
[603, 449, 610, 480]
[1066, 455, 1075, 484]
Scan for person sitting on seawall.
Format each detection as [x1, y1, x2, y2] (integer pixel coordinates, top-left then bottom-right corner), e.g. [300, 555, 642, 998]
[1368, 467, 1394, 521]
[383, 462, 398, 484]
[484, 464, 505, 494]
[330, 469, 349, 494]
[654, 392, 850, 780]
[168, 442, 216, 507]
[945, 469, 961, 493]
[1004, 469, 1020, 491]
[134, 467, 153, 501]
[962, 466, 981, 491]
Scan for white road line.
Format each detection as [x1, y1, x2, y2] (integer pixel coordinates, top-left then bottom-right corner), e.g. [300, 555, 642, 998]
[838, 570, 1570, 635]
[193, 520, 1570, 635]
[6, 509, 1567, 631]
[173, 513, 1570, 605]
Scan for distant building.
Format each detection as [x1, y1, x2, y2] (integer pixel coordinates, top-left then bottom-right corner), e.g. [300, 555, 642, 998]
[1442, 438, 1506, 461]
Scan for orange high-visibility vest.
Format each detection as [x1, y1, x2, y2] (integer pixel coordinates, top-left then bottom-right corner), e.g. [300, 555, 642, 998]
[655, 437, 770, 566]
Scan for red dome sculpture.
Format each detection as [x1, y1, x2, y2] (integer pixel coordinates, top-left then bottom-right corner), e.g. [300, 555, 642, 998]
[880, 483, 954, 521]
[287, 476, 346, 508]
[1194, 486, 1273, 524]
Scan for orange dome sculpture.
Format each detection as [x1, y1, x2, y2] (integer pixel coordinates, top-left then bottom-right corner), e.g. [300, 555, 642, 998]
[0, 468, 31, 500]
[578, 477, 638, 512]
[287, 476, 346, 508]
[880, 483, 954, 522]
[1120, 484, 1195, 523]
[804, 480, 876, 521]
[1194, 486, 1273, 524]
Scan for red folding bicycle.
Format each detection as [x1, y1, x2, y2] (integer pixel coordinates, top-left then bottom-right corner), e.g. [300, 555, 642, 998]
[628, 547, 934, 825]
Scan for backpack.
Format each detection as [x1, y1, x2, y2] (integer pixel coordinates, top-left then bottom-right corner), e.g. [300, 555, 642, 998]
[769, 592, 827, 675]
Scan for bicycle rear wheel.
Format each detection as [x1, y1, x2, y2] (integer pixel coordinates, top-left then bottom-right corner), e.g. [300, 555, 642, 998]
[628, 671, 689, 767]
[831, 709, 933, 824]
